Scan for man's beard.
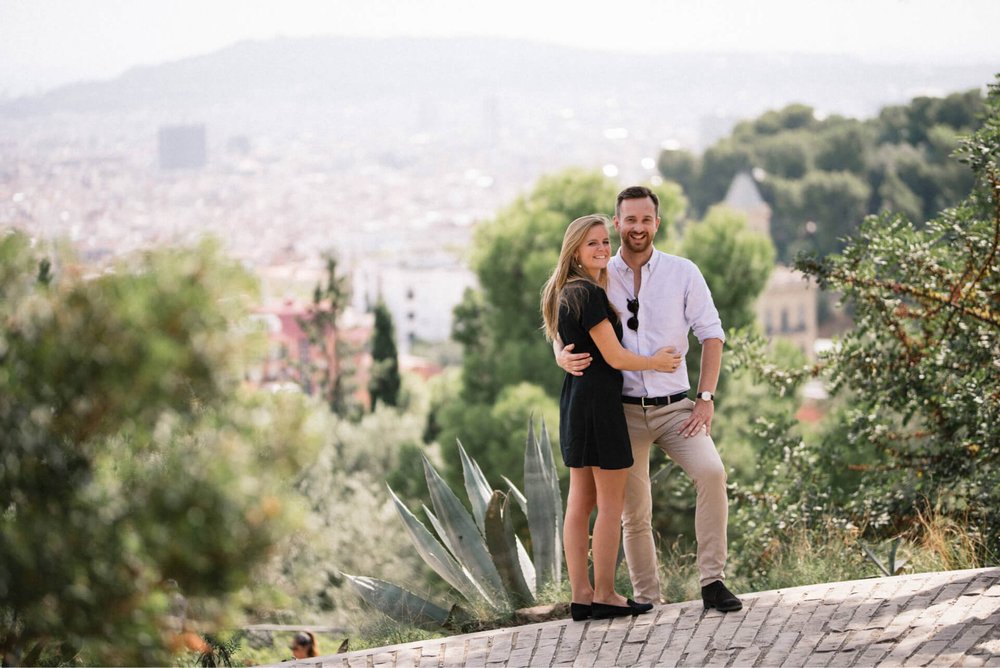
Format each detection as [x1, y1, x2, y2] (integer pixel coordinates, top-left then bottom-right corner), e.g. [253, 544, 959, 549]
[621, 232, 652, 253]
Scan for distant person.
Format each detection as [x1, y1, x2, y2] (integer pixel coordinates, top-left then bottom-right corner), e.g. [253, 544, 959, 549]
[289, 631, 319, 660]
[555, 186, 742, 612]
[541, 213, 680, 620]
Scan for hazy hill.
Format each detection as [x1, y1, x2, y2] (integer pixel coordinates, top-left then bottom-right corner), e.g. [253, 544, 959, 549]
[2, 36, 994, 127]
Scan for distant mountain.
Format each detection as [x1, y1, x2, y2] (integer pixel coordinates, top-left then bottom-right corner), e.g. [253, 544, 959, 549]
[2, 36, 994, 131]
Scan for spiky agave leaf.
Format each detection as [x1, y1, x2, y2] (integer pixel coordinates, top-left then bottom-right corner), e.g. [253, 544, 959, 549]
[499, 476, 537, 594]
[524, 420, 561, 588]
[422, 505, 500, 608]
[386, 485, 492, 606]
[537, 417, 563, 580]
[516, 533, 536, 595]
[457, 439, 493, 533]
[484, 490, 534, 607]
[422, 457, 508, 606]
[343, 575, 449, 630]
[501, 475, 528, 515]
[424, 505, 457, 555]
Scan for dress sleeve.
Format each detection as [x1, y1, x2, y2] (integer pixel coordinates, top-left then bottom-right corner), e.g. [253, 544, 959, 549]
[579, 282, 612, 332]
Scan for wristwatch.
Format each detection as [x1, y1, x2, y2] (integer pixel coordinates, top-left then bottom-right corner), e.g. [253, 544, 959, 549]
[696, 391, 715, 402]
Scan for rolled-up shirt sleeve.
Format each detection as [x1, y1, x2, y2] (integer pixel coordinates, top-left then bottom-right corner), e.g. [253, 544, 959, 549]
[685, 266, 726, 344]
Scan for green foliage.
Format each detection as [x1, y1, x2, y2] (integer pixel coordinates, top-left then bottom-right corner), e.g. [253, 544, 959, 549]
[691, 139, 754, 213]
[814, 120, 872, 174]
[432, 380, 559, 491]
[725, 75, 1000, 572]
[369, 300, 401, 409]
[263, 405, 435, 627]
[347, 621, 441, 653]
[754, 132, 811, 179]
[663, 88, 987, 261]
[740, 103, 818, 136]
[196, 631, 244, 667]
[795, 71, 999, 545]
[0, 233, 307, 666]
[386, 441, 435, 502]
[520, 420, 563, 591]
[796, 170, 872, 256]
[657, 149, 699, 203]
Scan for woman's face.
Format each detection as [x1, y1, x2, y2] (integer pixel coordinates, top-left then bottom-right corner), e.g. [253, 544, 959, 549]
[291, 641, 309, 659]
[575, 224, 612, 279]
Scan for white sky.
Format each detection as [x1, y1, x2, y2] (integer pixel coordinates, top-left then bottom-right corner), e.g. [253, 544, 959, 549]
[2, 0, 999, 96]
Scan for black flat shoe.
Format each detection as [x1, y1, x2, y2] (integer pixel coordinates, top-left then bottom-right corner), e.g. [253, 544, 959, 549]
[701, 580, 743, 612]
[570, 602, 592, 621]
[628, 598, 654, 613]
[592, 600, 646, 619]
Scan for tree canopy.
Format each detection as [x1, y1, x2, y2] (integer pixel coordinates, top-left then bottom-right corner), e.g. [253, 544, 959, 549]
[0, 235, 312, 665]
[659, 88, 985, 261]
[727, 74, 1000, 565]
[369, 300, 402, 409]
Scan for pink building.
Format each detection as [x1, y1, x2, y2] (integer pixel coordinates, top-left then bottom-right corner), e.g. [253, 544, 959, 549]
[249, 299, 373, 411]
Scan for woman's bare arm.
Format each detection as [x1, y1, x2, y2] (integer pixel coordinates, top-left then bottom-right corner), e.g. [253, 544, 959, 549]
[588, 320, 681, 372]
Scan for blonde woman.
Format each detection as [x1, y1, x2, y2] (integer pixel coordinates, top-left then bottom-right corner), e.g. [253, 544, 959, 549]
[541, 214, 681, 620]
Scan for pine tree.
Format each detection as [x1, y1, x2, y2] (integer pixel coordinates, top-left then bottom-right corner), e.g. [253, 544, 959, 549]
[369, 300, 401, 409]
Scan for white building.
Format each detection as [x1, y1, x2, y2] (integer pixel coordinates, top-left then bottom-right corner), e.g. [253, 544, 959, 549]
[354, 257, 477, 354]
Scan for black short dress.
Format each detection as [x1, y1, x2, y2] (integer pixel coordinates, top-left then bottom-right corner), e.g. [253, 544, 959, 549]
[557, 280, 634, 470]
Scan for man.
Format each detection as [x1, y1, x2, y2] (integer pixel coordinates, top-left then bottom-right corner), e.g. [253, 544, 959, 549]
[556, 185, 742, 612]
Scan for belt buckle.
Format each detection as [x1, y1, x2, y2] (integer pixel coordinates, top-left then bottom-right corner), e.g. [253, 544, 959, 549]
[641, 396, 652, 409]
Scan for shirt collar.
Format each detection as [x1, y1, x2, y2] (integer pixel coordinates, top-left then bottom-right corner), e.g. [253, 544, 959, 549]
[613, 246, 660, 275]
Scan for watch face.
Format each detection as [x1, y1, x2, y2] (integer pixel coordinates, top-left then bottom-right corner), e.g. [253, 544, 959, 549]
[699, 392, 713, 401]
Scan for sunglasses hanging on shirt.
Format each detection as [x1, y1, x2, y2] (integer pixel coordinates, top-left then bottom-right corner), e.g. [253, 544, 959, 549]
[626, 298, 639, 331]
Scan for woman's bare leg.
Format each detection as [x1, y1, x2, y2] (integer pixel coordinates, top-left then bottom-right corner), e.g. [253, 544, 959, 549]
[592, 467, 630, 606]
[564, 467, 597, 604]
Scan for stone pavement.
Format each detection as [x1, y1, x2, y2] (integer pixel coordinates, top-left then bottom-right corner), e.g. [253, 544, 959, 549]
[281, 567, 999, 667]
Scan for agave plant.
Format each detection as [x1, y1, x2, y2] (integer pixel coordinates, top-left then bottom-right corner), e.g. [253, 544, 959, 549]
[344, 418, 563, 629]
[861, 536, 909, 577]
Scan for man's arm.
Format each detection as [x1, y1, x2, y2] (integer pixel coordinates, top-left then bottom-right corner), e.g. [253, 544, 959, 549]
[554, 337, 591, 376]
[679, 337, 722, 438]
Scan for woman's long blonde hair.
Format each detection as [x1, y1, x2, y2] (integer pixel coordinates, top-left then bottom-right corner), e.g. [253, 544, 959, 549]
[540, 214, 612, 341]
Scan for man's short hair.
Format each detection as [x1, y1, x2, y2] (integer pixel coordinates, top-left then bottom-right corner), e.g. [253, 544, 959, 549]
[616, 186, 659, 219]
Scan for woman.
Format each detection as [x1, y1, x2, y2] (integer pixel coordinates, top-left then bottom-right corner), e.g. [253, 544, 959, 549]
[541, 214, 678, 620]
[289, 630, 319, 659]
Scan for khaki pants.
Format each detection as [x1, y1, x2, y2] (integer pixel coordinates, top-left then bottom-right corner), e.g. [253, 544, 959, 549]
[622, 399, 728, 603]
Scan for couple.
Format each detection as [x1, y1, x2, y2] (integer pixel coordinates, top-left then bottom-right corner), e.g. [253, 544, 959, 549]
[540, 186, 742, 620]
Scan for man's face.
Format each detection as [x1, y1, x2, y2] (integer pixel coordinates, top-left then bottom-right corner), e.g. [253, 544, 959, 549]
[614, 197, 660, 254]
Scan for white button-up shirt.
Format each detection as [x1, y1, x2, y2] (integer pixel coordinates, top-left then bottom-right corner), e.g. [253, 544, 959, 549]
[607, 248, 725, 397]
